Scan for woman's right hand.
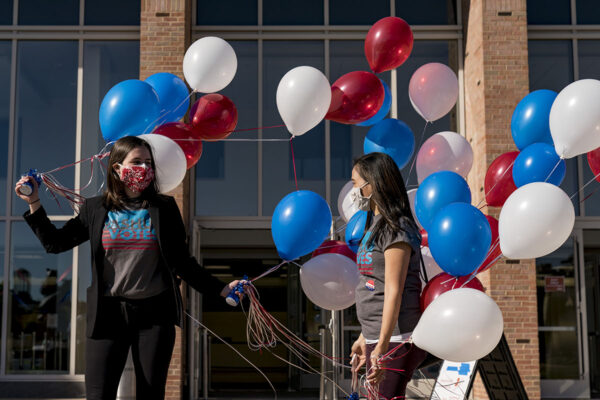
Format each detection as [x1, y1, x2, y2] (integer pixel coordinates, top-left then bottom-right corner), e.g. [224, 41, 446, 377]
[15, 176, 41, 209]
[350, 334, 366, 372]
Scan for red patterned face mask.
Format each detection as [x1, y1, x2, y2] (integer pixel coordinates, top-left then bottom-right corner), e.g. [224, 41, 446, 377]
[118, 164, 155, 193]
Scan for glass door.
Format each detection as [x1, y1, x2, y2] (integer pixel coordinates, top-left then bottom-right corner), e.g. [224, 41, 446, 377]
[537, 235, 589, 398]
[583, 230, 600, 398]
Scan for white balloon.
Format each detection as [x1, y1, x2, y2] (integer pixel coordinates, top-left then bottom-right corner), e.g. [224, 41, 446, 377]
[409, 63, 459, 122]
[412, 288, 503, 362]
[337, 181, 360, 222]
[550, 79, 600, 159]
[416, 131, 473, 184]
[420, 247, 443, 290]
[407, 189, 423, 230]
[183, 37, 237, 93]
[138, 134, 187, 193]
[499, 182, 574, 259]
[276, 66, 331, 136]
[300, 253, 360, 310]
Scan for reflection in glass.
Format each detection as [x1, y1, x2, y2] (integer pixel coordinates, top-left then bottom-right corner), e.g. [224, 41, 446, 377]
[0, 41, 10, 214]
[196, 0, 257, 25]
[75, 241, 91, 374]
[263, 0, 323, 25]
[527, 0, 571, 25]
[262, 41, 325, 216]
[536, 239, 579, 379]
[18, 0, 79, 25]
[528, 40, 579, 214]
[329, 0, 388, 25]
[195, 41, 258, 216]
[13, 41, 78, 216]
[84, 0, 140, 25]
[7, 222, 73, 373]
[81, 41, 139, 198]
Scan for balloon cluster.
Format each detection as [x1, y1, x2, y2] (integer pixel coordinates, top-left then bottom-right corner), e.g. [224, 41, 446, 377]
[98, 37, 239, 193]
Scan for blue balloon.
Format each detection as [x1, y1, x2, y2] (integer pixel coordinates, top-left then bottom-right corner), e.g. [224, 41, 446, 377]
[511, 89, 557, 150]
[345, 210, 368, 253]
[356, 79, 392, 127]
[513, 142, 566, 187]
[415, 171, 471, 231]
[364, 119, 415, 169]
[145, 72, 190, 124]
[271, 190, 332, 260]
[428, 202, 492, 277]
[99, 79, 161, 142]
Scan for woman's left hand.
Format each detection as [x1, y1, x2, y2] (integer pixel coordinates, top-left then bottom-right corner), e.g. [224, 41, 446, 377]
[367, 343, 387, 385]
[220, 279, 248, 299]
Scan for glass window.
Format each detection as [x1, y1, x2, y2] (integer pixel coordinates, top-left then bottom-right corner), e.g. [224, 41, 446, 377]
[0, 0, 13, 25]
[195, 41, 258, 216]
[18, 0, 79, 25]
[84, 0, 140, 25]
[528, 40, 579, 214]
[196, 0, 257, 25]
[579, 41, 600, 216]
[13, 41, 78, 216]
[81, 41, 140, 198]
[396, 0, 457, 25]
[527, 0, 571, 25]
[583, 230, 600, 396]
[0, 41, 10, 215]
[262, 41, 325, 216]
[536, 238, 579, 379]
[263, 0, 323, 25]
[576, 0, 600, 25]
[7, 222, 73, 373]
[329, 0, 389, 25]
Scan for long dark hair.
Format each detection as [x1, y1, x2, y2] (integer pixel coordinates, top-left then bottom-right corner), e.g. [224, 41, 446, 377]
[353, 152, 418, 248]
[102, 136, 159, 210]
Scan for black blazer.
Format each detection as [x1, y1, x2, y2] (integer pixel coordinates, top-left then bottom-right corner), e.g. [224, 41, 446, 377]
[24, 194, 224, 338]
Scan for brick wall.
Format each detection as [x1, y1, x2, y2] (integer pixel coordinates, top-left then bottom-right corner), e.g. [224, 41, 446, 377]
[140, 1, 191, 399]
[463, 0, 541, 399]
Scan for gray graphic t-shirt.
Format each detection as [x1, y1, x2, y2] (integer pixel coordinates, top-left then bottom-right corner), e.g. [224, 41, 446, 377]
[355, 214, 423, 341]
[101, 202, 169, 299]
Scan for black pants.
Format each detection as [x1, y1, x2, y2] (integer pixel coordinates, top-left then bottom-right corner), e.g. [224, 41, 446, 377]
[85, 291, 176, 400]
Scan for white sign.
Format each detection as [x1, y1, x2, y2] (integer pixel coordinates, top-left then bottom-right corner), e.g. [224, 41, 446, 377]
[430, 360, 476, 400]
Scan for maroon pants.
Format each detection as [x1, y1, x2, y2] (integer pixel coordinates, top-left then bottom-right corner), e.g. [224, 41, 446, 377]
[365, 342, 427, 400]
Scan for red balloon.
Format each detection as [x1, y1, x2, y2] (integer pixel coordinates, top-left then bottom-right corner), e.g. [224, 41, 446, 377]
[312, 240, 356, 262]
[475, 216, 502, 274]
[190, 94, 238, 140]
[484, 151, 519, 207]
[364, 17, 414, 74]
[420, 272, 485, 312]
[588, 147, 600, 182]
[420, 229, 428, 247]
[326, 71, 384, 124]
[154, 122, 202, 169]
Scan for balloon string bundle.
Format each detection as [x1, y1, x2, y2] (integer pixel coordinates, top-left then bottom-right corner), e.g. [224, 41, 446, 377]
[406, 121, 430, 187]
[359, 341, 413, 400]
[290, 136, 299, 191]
[26, 150, 111, 211]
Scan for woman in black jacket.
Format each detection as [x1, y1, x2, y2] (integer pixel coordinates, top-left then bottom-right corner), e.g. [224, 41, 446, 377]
[15, 136, 240, 400]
